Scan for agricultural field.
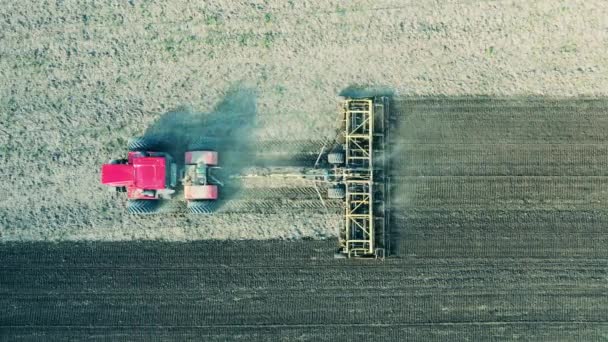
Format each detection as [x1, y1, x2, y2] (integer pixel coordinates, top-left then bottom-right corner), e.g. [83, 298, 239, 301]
[2, 0, 608, 341]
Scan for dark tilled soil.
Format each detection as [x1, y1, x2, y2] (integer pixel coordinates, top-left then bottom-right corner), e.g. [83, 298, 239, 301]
[2, 241, 608, 341]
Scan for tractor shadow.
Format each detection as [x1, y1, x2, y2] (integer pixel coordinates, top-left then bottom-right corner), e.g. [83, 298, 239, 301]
[142, 86, 257, 212]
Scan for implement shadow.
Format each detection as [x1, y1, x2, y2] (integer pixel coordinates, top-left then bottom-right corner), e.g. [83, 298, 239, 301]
[142, 86, 257, 211]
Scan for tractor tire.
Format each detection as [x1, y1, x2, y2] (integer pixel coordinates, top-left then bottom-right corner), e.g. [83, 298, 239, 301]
[187, 200, 214, 214]
[327, 186, 345, 199]
[127, 200, 159, 214]
[128, 136, 158, 152]
[327, 152, 345, 165]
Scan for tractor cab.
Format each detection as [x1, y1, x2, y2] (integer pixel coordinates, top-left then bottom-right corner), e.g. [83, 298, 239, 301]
[101, 151, 177, 199]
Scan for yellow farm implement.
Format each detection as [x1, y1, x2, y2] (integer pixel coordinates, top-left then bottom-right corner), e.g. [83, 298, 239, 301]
[231, 96, 391, 259]
[331, 97, 390, 259]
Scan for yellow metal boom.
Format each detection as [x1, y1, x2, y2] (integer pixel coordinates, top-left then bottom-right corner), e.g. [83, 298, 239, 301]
[336, 97, 390, 259]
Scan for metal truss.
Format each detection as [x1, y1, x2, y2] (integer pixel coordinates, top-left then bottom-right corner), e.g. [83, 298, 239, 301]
[337, 98, 389, 258]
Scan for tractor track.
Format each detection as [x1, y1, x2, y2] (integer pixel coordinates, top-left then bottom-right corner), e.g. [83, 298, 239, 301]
[219, 199, 339, 213]
[225, 186, 321, 199]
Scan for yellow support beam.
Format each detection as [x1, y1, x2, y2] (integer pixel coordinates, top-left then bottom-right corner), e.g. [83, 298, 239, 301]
[341, 98, 375, 257]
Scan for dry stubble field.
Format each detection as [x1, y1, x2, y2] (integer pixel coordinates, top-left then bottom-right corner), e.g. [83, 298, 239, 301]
[2, 1, 608, 341]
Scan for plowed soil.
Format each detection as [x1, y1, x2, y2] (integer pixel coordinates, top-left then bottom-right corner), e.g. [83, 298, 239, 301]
[2, 241, 608, 341]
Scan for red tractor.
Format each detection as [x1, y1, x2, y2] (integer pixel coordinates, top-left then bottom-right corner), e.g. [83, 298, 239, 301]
[101, 137, 219, 214]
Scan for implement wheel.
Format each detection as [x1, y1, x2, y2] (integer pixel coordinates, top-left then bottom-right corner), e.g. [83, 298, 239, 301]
[187, 200, 214, 214]
[327, 186, 345, 199]
[327, 152, 345, 165]
[127, 200, 159, 214]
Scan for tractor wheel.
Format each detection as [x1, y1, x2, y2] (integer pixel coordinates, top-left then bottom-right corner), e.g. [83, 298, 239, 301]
[128, 136, 158, 152]
[187, 200, 214, 214]
[127, 200, 159, 214]
[327, 152, 345, 165]
[327, 186, 345, 199]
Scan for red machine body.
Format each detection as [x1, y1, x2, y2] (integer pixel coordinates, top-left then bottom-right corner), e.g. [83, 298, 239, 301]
[183, 151, 219, 200]
[101, 151, 175, 200]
